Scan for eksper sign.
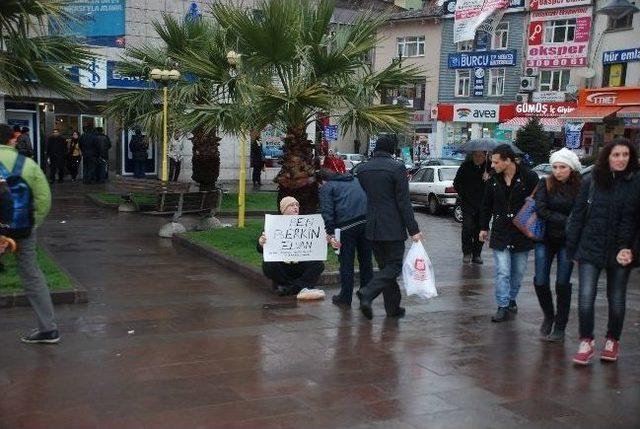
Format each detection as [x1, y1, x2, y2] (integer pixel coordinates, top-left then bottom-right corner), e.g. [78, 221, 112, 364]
[453, 104, 500, 122]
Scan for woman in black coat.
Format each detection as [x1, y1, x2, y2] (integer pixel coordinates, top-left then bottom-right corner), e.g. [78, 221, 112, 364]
[566, 138, 639, 365]
[533, 148, 582, 342]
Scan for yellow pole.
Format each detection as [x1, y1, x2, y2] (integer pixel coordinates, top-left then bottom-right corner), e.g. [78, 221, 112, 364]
[238, 132, 247, 228]
[162, 85, 169, 182]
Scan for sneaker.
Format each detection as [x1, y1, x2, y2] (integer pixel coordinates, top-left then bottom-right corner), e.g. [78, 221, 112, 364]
[572, 339, 595, 365]
[508, 300, 518, 313]
[21, 330, 60, 344]
[600, 338, 620, 362]
[471, 256, 483, 264]
[462, 254, 472, 264]
[491, 306, 510, 322]
[545, 327, 565, 343]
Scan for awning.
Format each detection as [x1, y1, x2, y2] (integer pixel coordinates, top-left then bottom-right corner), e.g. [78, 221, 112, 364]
[561, 106, 620, 122]
[617, 106, 640, 118]
[498, 117, 563, 132]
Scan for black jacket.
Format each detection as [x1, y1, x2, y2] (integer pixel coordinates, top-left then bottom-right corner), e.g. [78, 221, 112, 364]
[46, 135, 67, 161]
[480, 165, 539, 251]
[318, 172, 367, 234]
[453, 159, 488, 210]
[356, 152, 419, 241]
[129, 135, 148, 161]
[566, 172, 637, 268]
[250, 142, 264, 168]
[94, 133, 112, 159]
[534, 177, 578, 246]
[617, 173, 640, 267]
[79, 132, 96, 157]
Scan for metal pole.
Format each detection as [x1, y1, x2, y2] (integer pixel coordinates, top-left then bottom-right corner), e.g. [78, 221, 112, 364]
[162, 85, 169, 182]
[238, 132, 247, 228]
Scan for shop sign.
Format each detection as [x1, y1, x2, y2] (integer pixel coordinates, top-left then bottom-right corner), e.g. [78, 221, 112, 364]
[58, 0, 126, 48]
[79, 58, 107, 89]
[529, 0, 591, 10]
[516, 102, 576, 117]
[473, 68, 485, 96]
[527, 6, 592, 68]
[453, 0, 509, 43]
[107, 61, 149, 89]
[261, 125, 285, 158]
[603, 48, 640, 65]
[532, 91, 565, 102]
[324, 125, 338, 141]
[581, 87, 640, 106]
[453, 103, 500, 122]
[443, 0, 524, 16]
[623, 118, 640, 129]
[564, 122, 584, 149]
[448, 50, 517, 68]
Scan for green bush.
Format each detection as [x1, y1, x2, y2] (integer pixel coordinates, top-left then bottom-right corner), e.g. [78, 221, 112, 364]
[0, 248, 73, 294]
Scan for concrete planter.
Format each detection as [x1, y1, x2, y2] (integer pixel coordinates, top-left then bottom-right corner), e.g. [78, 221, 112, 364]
[0, 288, 88, 309]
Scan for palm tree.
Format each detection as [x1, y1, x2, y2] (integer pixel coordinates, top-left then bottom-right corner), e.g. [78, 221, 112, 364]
[187, 0, 423, 212]
[103, 14, 243, 190]
[0, 0, 91, 100]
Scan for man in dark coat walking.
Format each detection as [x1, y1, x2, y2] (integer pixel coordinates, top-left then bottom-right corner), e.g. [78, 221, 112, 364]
[454, 151, 489, 264]
[46, 129, 67, 183]
[480, 144, 539, 322]
[79, 128, 96, 184]
[355, 135, 422, 319]
[93, 127, 111, 183]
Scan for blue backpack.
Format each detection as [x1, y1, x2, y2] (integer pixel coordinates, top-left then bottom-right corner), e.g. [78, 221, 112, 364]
[0, 155, 34, 239]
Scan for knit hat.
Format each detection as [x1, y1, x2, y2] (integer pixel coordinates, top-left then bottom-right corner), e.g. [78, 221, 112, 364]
[279, 196, 299, 214]
[549, 148, 582, 172]
[374, 135, 396, 154]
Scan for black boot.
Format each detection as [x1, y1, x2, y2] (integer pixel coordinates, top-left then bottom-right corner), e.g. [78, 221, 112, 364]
[534, 284, 555, 337]
[546, 283, 571, 342]
[491, 306, 510, 322]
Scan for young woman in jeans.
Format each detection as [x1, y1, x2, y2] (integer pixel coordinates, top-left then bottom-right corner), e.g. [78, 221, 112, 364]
[566, 138, 639, 365]
[533, 148, 582, 342]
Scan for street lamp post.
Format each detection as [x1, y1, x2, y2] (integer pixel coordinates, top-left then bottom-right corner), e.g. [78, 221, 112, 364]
[226, 50, 247, 228]
[150, 68, 180, 182]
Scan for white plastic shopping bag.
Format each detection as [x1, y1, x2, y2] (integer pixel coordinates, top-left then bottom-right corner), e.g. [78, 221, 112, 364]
[402, 241, 437, 299]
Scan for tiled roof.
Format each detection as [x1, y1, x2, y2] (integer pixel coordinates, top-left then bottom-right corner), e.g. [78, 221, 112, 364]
[387, 4, 443, 21]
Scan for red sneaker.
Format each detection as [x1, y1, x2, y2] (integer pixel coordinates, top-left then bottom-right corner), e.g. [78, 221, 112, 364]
[572, 339, 595, 365]
[600, 338, 620, 362]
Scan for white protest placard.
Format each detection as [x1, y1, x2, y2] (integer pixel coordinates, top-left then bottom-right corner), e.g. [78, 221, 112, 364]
[263, 214, 328, 262]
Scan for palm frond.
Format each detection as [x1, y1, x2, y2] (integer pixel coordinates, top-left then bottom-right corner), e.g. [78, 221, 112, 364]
[339, 104, 413, 136]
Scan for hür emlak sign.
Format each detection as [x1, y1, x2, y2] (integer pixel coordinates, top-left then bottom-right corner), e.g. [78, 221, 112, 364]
[453, 104, 500, 122]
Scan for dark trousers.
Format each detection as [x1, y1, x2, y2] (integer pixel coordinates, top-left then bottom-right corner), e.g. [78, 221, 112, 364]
[461, 205, 483, 257]
[578, 263, 631, 341]
[262, 261, 325, 293]
[83, 156, 97, 184]
[534, 242, 574, 329]
[359, 240, 405, 315]
[252, 167, 262, 185]
[336, 223, 374, 304]
[68, 156, 81, 180]
[49, 158, 65, 183]
[169, 159, 181, 182]
[133, 160, 146, 179]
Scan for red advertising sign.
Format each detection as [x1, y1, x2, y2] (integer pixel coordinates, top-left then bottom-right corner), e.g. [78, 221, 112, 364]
[529, 0, 591, 10]
[527, 6, 592, 68]
[579, 87, 640, 107]
[515, 102, 577, 117]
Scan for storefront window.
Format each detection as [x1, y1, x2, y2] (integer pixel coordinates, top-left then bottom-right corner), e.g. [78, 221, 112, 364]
[539, 69, 570, 91]
[488, 68, 505, 96]
[455, 70, 471, 97]
[544, 19, 576, 43]
[603, 63, 627, 87]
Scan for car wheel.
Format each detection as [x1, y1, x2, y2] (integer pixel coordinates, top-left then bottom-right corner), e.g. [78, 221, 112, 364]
[428, 195, 440, 215]
[453, 204, 463, 223]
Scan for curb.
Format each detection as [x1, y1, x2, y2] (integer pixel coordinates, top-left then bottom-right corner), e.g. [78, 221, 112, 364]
[172, 235, 341, 287]
[85, 193, 118, 209]
[0, 288, 88, 309]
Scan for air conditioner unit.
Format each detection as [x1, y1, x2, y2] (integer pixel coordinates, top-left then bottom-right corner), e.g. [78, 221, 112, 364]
[519, 76, 537, 92]
[525, 67, 539, 77]
[516, 93, 530, 103]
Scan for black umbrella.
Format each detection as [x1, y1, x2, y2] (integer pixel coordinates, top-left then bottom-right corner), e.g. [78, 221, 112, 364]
[460, 138, 523, 155]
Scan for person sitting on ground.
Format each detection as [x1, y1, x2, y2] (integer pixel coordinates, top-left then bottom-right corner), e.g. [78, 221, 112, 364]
[257, 196, 325, 296]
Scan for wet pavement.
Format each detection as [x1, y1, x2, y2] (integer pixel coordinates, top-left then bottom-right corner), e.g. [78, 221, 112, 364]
[0, 184, 639, 429]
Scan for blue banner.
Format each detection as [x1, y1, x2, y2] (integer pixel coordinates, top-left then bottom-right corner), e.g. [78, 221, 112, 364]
[324, 125, 338, 141]
[603, 48, 640, 65]
[60, 0, 126, 47]
[448, 50, 518, 69]
[68, 60, 151, 89]
[473, 68, 485, 97]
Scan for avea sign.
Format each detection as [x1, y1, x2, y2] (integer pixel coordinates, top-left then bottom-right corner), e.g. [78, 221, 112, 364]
[453, 104, 500, 122]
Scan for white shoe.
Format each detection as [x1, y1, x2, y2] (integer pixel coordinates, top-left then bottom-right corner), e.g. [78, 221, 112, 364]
[296, 288, 326, 300]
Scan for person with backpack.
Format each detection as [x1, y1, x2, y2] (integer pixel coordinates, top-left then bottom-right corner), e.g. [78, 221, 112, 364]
[566, 138, 639, 365]
[0, 123, 58, 344]
[533, 149, 582, 342]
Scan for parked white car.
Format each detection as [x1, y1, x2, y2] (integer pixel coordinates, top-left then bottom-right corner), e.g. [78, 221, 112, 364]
[339, 153, 366, 165]
[409, 166, 459, 215]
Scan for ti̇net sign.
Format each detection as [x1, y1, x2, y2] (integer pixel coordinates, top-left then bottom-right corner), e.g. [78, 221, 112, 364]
[453, 104, 500, 123]
[453, 0, 509, 43]
[529, 0, 591, 10]
[527, 6, 592, 68]
[515, 102, 576, 117]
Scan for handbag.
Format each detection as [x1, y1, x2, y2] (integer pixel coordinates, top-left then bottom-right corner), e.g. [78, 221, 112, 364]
[512, 185, 546, 241]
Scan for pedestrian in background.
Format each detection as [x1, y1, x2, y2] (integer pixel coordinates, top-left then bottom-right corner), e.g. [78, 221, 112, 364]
[566, 138, 639, 365]
[533, 148, 581, 342]
[93, 127, 111, 183]
[16, 126, 34, 158]
[0, 124, 58, 344]
[323, 149, 346, 174]
[453, 150, 489, 264]
[66, 131, 82, 182]
[46, 129, 67, 183]
[318, 165, 373, 307]
[129, 127, 148, 179]
[356, 135, 422, 319]
[480, 144, 538, 323]
[79, 128, 96, 184]
[168, 131, 187, 182]
[250, 132, 264, 188]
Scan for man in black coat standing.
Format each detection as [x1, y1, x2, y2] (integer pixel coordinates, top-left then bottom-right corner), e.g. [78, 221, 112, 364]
[480, 144, 538, 322]
[79, 128, 96, 184]
[46, 129, 67, 183]
[355, 135, 422, 319]
[454, 151, 489, 264]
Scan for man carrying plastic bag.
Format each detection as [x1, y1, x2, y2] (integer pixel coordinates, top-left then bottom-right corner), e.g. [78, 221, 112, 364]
[402, 241, 437, 299]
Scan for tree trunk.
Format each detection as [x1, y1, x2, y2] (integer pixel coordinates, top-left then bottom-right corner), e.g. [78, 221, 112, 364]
[191, 126, 221, 191]
[274, 123, 318, 214]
